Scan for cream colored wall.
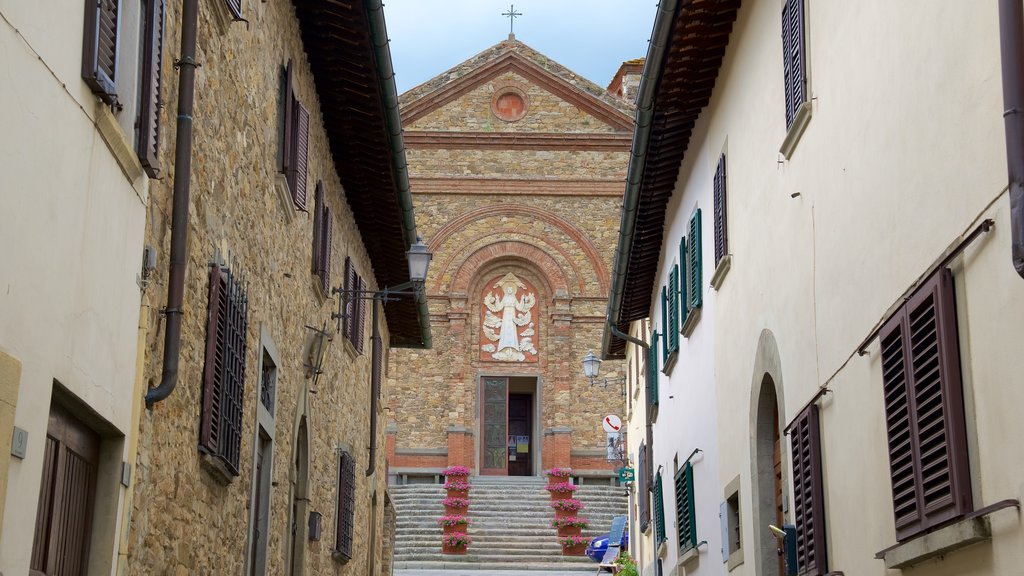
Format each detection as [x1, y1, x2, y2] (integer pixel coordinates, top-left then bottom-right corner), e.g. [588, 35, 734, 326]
[680, 1, 1024, 575]
[0, 0, 147, 572]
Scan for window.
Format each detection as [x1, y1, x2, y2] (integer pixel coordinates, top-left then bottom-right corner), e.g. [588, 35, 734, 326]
[199, 262, 249, 478]
[781, 0, 807, 129]
[713, 154, 728, 266]
[722, 483, 742, 566]
[334, 450, 356, 562]
[638, 442, 650, 533]
[81, 0, 165, 178]
[654, 472, 667, 545]
[312, 182, 333, 295]
[687, 209, 703, 310]
[675, 461, 697, 554]
[879, 268, 971, 542]
[280, 60, 310, 211]
[790, 404, 827, 575]
[31, 404, 100, 575]
[342, 258, 367, 353]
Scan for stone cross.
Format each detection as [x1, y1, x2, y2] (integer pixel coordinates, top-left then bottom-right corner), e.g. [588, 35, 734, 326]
[502, 4, 522, 37]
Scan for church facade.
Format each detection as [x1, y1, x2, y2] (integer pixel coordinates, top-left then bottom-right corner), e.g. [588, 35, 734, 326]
[386, 38, 638, 481]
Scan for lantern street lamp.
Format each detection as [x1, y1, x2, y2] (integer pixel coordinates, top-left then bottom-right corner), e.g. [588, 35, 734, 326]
[582, 349, 625, 397]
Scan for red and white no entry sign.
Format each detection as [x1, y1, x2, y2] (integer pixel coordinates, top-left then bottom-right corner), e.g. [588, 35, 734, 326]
[602, 414, 622, 433]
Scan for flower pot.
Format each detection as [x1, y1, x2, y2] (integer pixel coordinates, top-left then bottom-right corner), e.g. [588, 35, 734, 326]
[444, 474, 469, 485]
[562, 542, 587, 556]
[442, 543, 468, 555]
[553, 507, 578, 519]
[557, 525, 582, 537]
[546, 474, 565, 485]
[446, 488, 469, 499]
[549, 490, 573, 501]
[444, 505, 468, 516]
[442, 523, 468, 535]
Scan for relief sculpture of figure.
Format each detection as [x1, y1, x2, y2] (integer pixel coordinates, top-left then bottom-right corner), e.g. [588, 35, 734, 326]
[482, 273, 537, 361]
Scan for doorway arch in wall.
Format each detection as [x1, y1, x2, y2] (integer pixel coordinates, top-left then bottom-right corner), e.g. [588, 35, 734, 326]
[287, 385, 311, 575]
[748, 329, 787, 576]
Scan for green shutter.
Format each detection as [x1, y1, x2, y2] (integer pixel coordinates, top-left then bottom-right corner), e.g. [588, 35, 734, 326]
[661, 288, 669, 362]
[667, 266, 679, 352]
[654, 472, 667, 544]
[689, 210, 703, 309]
[675, 461, 697, 552]
[679, 237, 689, 326]
[647, 331, 659, 410]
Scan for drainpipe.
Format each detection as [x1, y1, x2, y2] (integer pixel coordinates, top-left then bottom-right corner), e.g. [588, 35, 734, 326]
[146, 0, 200, 406]
[608, 322, 655, 509]
[367, 295, 382, 476]
[998, 0, 1024, 279]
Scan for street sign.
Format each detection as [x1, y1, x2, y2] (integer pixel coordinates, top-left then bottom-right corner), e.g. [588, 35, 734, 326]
[602, 414, 622, 433]
[618, 467, 635, 483]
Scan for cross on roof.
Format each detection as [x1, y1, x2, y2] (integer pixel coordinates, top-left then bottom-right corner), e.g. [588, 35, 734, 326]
[502, 4, 522, 37]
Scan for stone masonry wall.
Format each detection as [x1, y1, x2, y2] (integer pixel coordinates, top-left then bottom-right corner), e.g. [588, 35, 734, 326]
[128, 0, 392, 573]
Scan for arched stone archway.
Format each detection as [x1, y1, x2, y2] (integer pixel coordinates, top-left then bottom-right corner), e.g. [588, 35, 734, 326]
[748, 329, 787, 576]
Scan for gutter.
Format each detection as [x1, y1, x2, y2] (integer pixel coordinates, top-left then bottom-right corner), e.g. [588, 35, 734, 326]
[365, 0, 432, 348]
[998, 0, 1024, 279]
[146, 0, 200, 406]
[601, 0, 680, 358]
[608, 323, 655, 517]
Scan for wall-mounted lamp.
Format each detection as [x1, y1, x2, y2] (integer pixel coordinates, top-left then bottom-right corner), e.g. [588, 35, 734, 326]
[303, 323, 332, 393]
[582, 349, 626, 397]
[309, 511, 323, 541]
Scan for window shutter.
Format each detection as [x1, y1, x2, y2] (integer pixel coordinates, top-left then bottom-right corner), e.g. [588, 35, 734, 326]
[218, 266, 248, 476]
[200, 264, 227, 456]
[880, 268, 971, 541]
[654, 472, 667, 544]
[660, 288, 669, 362]
[321, 208, 333, 296]
[790, 404, 827, 575]
[647, 331, 659, 412]
[688, 210, 703, 309]
[281, 61, 294, 174]
[675, 461, 697, 553]
[667, 266, 679, 352]
[679, 236, 689, 326]
[343, 258, 355, 339]
[226, 0, 241, 19]
[355, 276, 367, 354]
[312, 182, 323, 274]
[335, 451, 356, 560]
[82, 0, 120, 105]
[136, 0, 164, 177]
[291, 102, 310, 211]
[639, 443, 650, 532]
[782, 0, 807, 128]
[713, 154, 728, 265]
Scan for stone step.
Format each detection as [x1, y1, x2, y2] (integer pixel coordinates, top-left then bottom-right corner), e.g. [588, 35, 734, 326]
[392, 560, 595, 571]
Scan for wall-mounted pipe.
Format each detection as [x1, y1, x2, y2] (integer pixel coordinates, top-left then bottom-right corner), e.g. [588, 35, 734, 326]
[608, 322, 654, 503]
[999, 0, 1024, 279]
[146, 0, 199, 406]
[367, 295, 382, 477]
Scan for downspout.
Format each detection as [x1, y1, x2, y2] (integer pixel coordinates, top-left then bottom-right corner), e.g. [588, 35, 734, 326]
[998, 0, 1024, 279]
[146, 0, 199, 406]
[601, 0, 680, 356]
[367, 295, 382, 476]
[366, 0, 432, 348]
[608, 322, 655, 523]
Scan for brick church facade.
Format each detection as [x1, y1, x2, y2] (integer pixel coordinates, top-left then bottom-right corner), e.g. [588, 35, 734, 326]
[386, 37, 639, 482]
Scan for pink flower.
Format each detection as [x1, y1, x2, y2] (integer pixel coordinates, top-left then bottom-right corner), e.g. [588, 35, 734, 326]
[442, 465, 471, 476]
[546, 467, 573, 477]
[544, 481, 578, 493]
[437, 514, 471, 527]
[442, 532, 472, 546]
[559, 534, 588, 546]
[550, 498, 585, 511]
[442, 497, 469, 508]
[444, 481, 471, 491]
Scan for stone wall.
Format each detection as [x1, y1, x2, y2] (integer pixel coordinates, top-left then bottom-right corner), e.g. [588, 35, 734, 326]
[127, 0, 392, 573]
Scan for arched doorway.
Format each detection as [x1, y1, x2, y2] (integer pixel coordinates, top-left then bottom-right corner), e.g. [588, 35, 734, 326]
[288, 417, 309, 575]
[753, 376, 785, 576]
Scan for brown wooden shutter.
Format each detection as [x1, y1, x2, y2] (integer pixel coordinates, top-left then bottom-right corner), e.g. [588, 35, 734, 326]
[136, 0, 164, 177]
[355, 276, 367, 354]
[335, 451, 356, 560]
[200, 263, 228, 456]
[638, 442, 650, 532]
[880, 268, 971, 541]
[321, 207, 333, 295]
[281, 61, 294, 175]
[312, 182, 323, 274]
[219, 267, 248, 475]
[713, 154, 728, 266]
[82, 0, 120, 105]
[343, 258, 356, 339]
[291, 102, 310, 211]
[790, 404, 827, 575]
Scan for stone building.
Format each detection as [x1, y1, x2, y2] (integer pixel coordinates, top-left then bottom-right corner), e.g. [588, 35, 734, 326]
[115, 0, 426, 574]
[386, 36, 637, 482]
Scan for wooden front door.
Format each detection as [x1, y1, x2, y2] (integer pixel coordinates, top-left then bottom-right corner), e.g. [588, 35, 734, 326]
[31, 404, 100, 576]
[481, 377, 508, 475]
[507, 393, 532, 476]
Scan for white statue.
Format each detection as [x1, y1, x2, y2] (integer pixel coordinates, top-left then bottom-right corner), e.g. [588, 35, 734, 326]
[482, 273, 537, 361]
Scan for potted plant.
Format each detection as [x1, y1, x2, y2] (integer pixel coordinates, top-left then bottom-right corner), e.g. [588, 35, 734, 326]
[442, 496, 469, 515]
[544, 481, 578, 500]
[559, 534, 588, 556]
[441, 532, 472, 555]
[550, 498, 585, 518]
[444, 479, 471, 499]
[614, 552, 639, 576]
[546, 467, 572, 485]
[442, 465, 471, 484]
[437, 514, 471, 535]
[550, 516, 589, 537]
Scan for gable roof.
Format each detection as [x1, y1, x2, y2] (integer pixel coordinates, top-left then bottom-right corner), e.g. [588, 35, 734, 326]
[293, 0, 429, 348]
[399, 37, 635, 131]
[603, 0, 741, 358]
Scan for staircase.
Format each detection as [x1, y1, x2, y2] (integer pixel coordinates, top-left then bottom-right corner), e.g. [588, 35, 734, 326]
[390, 476, 628, 571]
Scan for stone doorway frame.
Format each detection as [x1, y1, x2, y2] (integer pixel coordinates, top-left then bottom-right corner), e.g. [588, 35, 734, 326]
[475, 373, 543, 476]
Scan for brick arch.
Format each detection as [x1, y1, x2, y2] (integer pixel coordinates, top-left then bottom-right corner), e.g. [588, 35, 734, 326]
[427, 204, 610, 294]
[448, 241, 570, 297]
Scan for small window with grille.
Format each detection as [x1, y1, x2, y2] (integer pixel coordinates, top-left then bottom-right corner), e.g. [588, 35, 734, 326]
[334, 450, 356, 562]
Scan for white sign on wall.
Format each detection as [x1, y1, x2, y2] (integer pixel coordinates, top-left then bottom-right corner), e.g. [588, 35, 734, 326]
[602, 414, 622, 433]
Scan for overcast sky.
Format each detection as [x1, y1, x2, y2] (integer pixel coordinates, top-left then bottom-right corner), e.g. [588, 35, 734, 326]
[382, 0, 658, 94]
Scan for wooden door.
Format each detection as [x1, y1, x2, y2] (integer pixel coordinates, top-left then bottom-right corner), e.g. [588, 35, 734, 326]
[481, 377, 508, 475]
[31, 404, 100, 576]
[773, 405, 785, 576]
[507, 394, 532, 476]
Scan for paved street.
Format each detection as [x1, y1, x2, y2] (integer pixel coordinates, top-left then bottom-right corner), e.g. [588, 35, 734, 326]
[395, 570, 595, 576]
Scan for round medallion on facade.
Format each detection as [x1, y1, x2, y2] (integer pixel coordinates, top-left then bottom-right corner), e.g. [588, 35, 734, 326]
[491, 85, 529, 122]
